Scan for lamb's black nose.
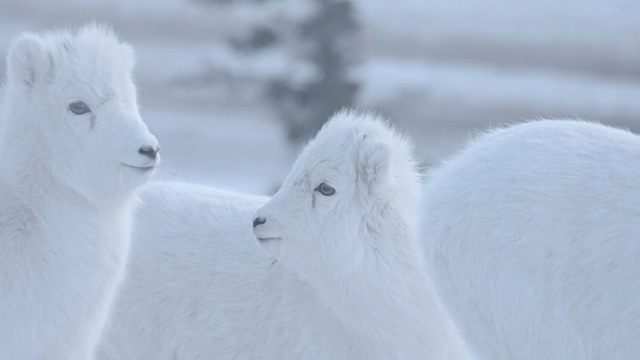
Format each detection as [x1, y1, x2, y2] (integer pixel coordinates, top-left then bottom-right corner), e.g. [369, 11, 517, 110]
[139, 146, 159, 160]
[252, 217, 266, 228]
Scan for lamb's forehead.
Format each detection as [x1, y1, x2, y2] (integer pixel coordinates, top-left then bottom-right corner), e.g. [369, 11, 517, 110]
[47, 25, 134, 85]
[294, 110, 401, 172]
[308, 110, 402, 156]
[298, 119, 360, 169]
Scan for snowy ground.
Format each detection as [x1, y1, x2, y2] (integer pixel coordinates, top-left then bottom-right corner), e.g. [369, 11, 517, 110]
[1, 0, 639, 193]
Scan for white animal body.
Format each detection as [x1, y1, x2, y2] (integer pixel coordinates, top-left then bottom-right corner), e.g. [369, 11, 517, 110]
[98, 111, 469, 359]
[420, 119, 640, 360]
[0, 25, 159, 360]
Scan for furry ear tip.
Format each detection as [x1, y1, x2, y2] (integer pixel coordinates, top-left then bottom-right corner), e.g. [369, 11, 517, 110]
[7, 33, 47, 88]
[120, 42, 137, 63]
[8, 32, 44, 58]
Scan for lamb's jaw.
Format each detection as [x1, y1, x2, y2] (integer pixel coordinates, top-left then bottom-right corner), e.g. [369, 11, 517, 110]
[255, 236, 283, 261]
[256, 237, 282, 242]
[122, 164, 156, 172]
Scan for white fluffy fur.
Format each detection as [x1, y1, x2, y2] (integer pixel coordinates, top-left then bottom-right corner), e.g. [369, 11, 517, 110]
[98, 111, 469, 359]
[0, 25, 158, 360]
[420, 119, 640, 359]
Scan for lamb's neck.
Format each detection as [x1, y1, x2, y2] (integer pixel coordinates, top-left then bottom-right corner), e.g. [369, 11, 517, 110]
[318, 237, 467, 359]
[1, 159, 96, 218]
[1, 112, 52, 198]
[0, 101, 41, 174]
[0, 125, 133, 239]
[2, 116, 91, 213]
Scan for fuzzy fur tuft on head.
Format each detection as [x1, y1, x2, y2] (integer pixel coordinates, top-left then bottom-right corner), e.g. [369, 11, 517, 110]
[318, 109, 420, 204]
[6, 23, 135, 97]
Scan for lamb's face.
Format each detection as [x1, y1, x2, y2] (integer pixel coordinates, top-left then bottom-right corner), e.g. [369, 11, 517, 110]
[253, 112, 399, 281]
[6, 26, 159, 203]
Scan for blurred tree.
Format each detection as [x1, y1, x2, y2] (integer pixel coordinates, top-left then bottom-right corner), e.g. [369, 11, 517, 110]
[193, 0, 360, 192]
[197, 0, 360, 147]
[229, 26, 278, 53]
[268, 0, 360, 145]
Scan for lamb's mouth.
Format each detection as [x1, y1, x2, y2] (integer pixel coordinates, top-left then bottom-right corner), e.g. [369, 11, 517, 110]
[256, 237, 282, 242]
[122, 164, 156, 171]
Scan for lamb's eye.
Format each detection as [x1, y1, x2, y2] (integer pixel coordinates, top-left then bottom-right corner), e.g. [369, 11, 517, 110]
[314, 182, 336, 196]
[68, 101, 91, 115]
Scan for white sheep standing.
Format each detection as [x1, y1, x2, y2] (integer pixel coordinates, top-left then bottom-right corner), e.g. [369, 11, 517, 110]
[98, 110, 470, 359]
[0, 25, 159, 360]
[420, 119, 640, 359]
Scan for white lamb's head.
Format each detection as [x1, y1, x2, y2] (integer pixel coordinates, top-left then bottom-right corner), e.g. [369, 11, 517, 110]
[3, 24, 159, 203]
[253, 110, 420, 281]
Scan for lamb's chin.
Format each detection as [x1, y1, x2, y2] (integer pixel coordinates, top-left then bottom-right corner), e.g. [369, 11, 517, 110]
[120, 165, 156, 185]
[256, 237, 283, 262]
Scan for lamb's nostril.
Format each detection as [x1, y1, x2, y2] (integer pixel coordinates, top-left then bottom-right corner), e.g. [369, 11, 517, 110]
[139, 146, 158, 160]
[252, 217, 266, 228]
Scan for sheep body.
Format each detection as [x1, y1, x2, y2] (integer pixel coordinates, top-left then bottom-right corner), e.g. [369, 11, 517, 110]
[0, 25, 158, 360]
[421, 119, 640, 359]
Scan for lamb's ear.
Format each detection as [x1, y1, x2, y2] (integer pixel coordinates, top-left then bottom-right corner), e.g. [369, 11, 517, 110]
[358, 138, 392, 192]
[118, 42, 136, 74]
[6, 33, 50, 93]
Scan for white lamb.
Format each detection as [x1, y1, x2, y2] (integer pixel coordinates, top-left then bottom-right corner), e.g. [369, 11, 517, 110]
[420, 119, 640, 359]
[0, 25, 159, 360]
[98, 110, 470, 359]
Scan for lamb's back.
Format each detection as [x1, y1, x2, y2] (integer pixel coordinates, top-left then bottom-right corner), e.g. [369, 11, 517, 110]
[422, 120, 640, 359]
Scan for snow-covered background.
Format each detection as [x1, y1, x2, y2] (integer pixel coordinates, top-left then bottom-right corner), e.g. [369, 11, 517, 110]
[1, 0, 639, 194]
